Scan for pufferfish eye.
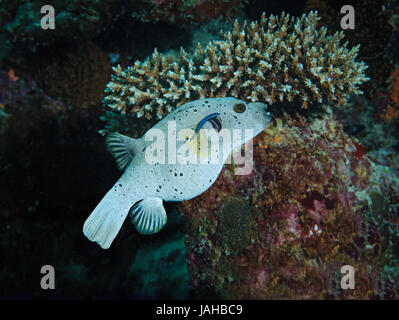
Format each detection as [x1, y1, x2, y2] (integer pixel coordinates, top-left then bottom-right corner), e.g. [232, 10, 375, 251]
[233, 103, 246, 113]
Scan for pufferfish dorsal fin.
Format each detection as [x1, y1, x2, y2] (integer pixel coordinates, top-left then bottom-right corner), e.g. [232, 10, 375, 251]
[129, 197, 167, 234]
[106, 132, 138, 171]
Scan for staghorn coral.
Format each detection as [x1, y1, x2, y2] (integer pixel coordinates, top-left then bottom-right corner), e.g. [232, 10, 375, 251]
[29, 42, 111, 109]
[179, 110, 398, 299]
[102, 11, 368, 135]
[130, 0, 243, 25]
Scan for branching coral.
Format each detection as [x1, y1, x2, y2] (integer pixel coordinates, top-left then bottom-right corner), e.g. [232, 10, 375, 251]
[103, 11, 368, 133]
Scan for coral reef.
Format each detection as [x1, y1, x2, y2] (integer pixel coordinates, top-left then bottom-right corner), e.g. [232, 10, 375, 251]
[179, 110, 398, 299]
[102, 11, 368, 136]
[0, 0, 396, 301]
[29, 42, 111, 109]
[0, 0, 123, 48]
[129, 0, 243, 25]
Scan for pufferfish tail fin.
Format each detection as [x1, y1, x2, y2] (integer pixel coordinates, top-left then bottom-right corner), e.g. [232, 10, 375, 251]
[83, 181, 134, 249]
[106, 132, 140, 171]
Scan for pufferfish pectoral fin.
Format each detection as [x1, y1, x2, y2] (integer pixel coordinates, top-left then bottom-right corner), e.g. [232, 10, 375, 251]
[129, 197, 167, 234]
[106, 132, 139, 171]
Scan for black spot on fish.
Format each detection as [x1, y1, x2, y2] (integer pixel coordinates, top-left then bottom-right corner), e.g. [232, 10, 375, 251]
[180, 173, 183, 176]
[193, 109, 197, 112]
[142, 147, 146, 152]
[205, 100, 209, 103]
[159, 185, 162, 189]
[174, 173, 177, 176]
[174, 188, 178, 191]
[119, 184, 122, 187]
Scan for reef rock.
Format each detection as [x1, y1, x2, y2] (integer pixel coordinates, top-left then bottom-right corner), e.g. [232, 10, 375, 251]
[180, 109, 398, 299]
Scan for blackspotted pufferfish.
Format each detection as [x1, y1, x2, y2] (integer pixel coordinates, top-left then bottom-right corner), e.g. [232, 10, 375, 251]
[83, 97, 271, 249]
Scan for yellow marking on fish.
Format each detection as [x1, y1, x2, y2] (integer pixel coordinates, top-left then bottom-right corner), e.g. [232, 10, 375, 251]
[179, 127, 211, 160]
